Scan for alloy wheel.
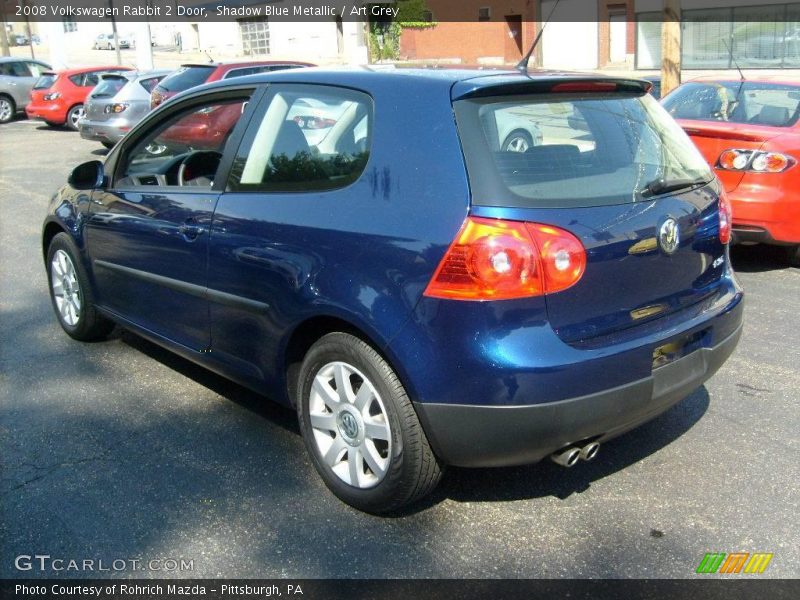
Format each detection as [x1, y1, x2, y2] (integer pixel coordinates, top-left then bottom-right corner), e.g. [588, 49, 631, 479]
[50, 249, 82, 327]
[506, 135, 530, 152]
[309, 361, 392, 489]
[69, 106, 85, 128]
[0, 99, 12, 123]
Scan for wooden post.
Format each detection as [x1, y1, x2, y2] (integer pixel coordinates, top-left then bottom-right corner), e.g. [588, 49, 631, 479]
[661, 0, 681, 96]
[0, 0, 10, 58]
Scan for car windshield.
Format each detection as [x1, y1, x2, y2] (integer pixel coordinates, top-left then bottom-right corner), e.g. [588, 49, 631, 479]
[91, 76, 129, 98]
[454, 92, 713, 208]
[157, 66, 215, 92]
[33, 73, 57, 89]
[662, 81, 800, 127]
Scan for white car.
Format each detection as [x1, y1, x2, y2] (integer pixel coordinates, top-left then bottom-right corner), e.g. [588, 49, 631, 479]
[93, 33, 131, 50]
[495, 106, 544, 152]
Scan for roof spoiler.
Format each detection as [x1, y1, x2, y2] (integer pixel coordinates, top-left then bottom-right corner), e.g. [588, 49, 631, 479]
[453, 77, 652, 101]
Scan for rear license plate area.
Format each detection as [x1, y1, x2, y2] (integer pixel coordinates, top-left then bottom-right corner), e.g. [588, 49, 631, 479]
[652, 328, 710, 369]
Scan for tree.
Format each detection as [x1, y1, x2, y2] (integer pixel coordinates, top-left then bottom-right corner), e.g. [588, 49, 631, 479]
[661, 0, 681, 96]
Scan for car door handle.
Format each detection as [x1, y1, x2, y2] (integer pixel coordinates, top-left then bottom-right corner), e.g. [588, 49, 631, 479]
[179, 219, 205, 241]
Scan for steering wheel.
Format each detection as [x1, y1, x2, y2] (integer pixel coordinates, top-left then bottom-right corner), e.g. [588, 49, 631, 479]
[177, 151, 222, 187]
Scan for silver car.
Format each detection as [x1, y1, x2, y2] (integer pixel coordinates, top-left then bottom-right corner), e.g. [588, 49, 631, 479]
[79, 70, 171, 148]
[0, 57, 51, 124]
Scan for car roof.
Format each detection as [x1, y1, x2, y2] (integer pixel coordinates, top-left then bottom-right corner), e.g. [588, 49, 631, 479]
[0, 56, 49, 64]
[45, 66, 135, 76]
[180, 60, 314, 70]
[180, 65, 650, 100]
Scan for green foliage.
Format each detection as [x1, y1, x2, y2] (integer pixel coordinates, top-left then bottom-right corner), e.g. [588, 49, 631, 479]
[368, 1, 437, 60]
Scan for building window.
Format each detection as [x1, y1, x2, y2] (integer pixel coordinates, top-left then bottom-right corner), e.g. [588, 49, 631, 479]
[478, 7, 491, 22]
[239, 18, 270, 56]
[636, 2, 800, 70]
[63, 19, 77, 33]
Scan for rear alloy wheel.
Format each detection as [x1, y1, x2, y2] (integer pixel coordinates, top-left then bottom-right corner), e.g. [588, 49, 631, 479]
[297, 332, 442, 513]
[66, 105, 85, 131]
[46, 233, 114, 341]
[0, 96, 15, 124]
[502, 129, 533, 153]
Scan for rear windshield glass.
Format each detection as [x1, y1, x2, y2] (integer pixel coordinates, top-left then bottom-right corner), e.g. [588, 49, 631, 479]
[139, 76, 164, 93]
[454, 92, 712, 208]
[157, 66, 215, 92]
[91, 76, 128, 98]
[33, 73, 56, 89]
[662, 81, 800, 127]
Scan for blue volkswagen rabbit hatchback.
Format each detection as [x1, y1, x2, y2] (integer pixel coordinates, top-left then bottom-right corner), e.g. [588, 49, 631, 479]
[43, 68, 743, 513]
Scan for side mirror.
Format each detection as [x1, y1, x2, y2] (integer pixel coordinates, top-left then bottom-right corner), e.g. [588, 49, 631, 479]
[68, 160, 105, 190]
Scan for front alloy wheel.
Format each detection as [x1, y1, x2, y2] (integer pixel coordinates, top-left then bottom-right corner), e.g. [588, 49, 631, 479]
[50, 249, 82, 327]
[0, 97, 14, 124]
[46, 233, 114, 341]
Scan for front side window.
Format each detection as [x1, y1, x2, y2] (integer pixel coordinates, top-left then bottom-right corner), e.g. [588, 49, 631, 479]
[116, 97, 250, 189]
[662, 81, 800, 127]
[228, 85, 372, 192]
[455, 92, 713, 208]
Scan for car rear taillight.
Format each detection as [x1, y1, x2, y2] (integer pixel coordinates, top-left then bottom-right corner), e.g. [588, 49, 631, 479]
[105, 103, 129, 114]
[293, 115, 337, 129]
[423, 217, 586, 301]
[718, 190, 732, 245]
[717, 149, 795, 173]
[43, 92, 61, 101]
[550, 82, 618, 93]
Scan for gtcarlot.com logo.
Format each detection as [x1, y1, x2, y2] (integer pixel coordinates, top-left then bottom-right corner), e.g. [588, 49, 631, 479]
[696, 552, 773, 574]
[14, 555, 194, 573]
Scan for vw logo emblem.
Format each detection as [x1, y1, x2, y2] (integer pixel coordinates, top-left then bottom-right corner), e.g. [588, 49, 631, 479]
[658, 218, 680, 255]
[339, 412, 359, 439]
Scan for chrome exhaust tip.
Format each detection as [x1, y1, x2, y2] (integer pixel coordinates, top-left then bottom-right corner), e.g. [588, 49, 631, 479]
[551, 446, 581, 468]
[579, 441, 600, 461]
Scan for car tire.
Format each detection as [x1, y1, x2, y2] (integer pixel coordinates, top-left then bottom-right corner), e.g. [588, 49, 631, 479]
[66, 104, 84, 131]
[502, 129, 534, 153]
[46, 233, 114, 341]
[0, 94, 15, 124]
[788, 245, 800, 267]
[297, 332, 443, 514]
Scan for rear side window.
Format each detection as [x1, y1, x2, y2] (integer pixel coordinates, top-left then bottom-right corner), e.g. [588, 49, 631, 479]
[223, 66, 269, 79]
[139, 76, 163, 93]
[228, 84, 372, 192]
[662, 81, 800, 127]
[0, 61, 31, 77]
[455, 92, 712, 208]
[157, 66, 215, 92]
[34, 73, 57, 89]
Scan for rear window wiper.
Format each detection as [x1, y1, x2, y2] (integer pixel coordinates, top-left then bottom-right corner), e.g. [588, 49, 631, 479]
[639, 176, 710, 197]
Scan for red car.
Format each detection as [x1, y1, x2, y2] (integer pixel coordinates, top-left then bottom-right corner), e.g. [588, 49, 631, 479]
[149, 60, 313, 109]
[662, 76, 800, 266]
[26, 65, 133, 130]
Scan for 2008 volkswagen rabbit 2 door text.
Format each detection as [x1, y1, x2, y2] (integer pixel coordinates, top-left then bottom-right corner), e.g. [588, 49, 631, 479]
[42, 67, 744, 513]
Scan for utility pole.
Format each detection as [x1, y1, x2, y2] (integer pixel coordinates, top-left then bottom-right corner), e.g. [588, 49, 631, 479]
[661, 0, 681, 96]
[109, 0, 122, 66]
[0, 0, 10, 57]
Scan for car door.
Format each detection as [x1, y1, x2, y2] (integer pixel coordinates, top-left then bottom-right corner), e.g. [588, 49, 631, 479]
[0, 61, 35, 108]
[85, 88, 258, 351]
[207, 84, 374, 386]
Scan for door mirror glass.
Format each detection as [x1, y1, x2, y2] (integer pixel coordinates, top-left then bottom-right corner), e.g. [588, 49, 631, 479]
[68, 161, 105, 190]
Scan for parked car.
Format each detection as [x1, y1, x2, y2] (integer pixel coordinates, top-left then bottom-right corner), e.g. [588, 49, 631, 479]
[43, 69, 743, 513]
[80, 69, 172, 148]
[26, 66, 134, 130]
[12, 34, 28, 47]
[662, 76, 800, 265]
[0, 57, 51, 124]
[645, 75, 662, 99]
[93, 33, 131, 50]
[149, 61, 314, 109]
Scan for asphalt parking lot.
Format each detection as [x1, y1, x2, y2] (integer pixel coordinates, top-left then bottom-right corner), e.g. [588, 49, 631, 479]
[1, 118, 798, 579]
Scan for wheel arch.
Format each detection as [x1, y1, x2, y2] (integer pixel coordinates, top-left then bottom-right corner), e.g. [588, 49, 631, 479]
[282, 313, 416, 409]
[42, 220, 67, 260]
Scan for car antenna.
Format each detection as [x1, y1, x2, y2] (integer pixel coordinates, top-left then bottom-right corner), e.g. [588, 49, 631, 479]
[722, 38, 745, 82]
[205, 52, 214, 63]
[516, 0, 561, 73]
